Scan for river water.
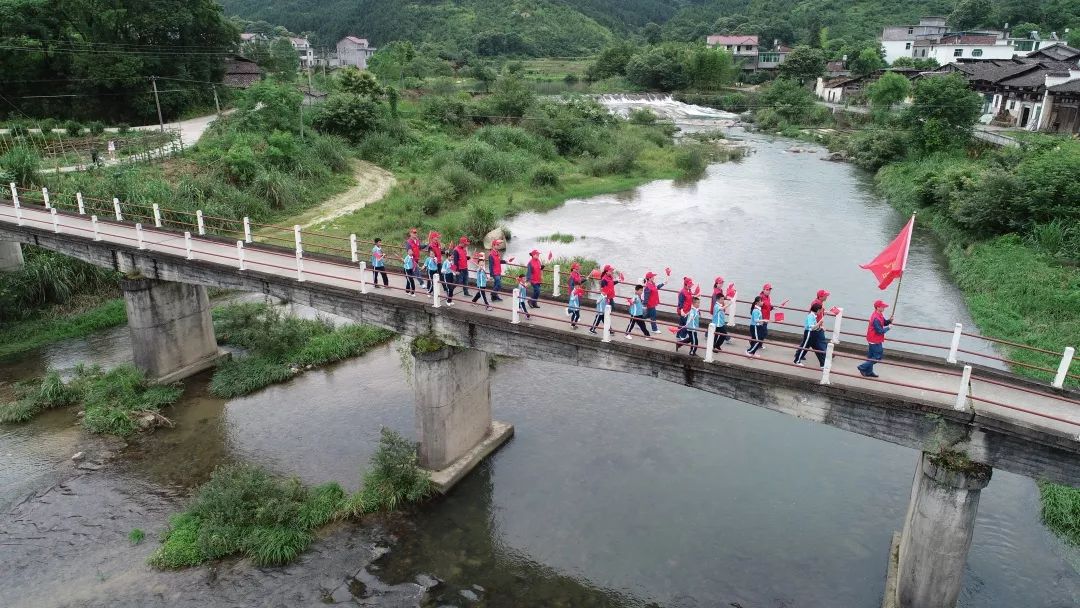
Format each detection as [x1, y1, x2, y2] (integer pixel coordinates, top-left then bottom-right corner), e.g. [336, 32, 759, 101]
[2, 101, 1078, 607]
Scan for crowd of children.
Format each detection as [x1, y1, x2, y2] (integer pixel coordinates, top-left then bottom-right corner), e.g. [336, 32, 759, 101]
[380, 229, 891, 375]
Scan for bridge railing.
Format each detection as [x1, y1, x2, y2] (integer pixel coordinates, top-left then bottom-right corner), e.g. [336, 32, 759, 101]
[6, 183, 1077, 392]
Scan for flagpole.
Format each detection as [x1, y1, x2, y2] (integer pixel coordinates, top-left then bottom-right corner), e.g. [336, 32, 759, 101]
[891, 212, 916, 318]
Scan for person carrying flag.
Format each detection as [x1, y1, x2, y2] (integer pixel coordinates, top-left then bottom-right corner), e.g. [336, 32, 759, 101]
[568, 262, 582, 295]
[710, 276, 725, 316]
[526, 249, 544, 308]
[488, 239, 504, 301]
[858, 300, 893, 377]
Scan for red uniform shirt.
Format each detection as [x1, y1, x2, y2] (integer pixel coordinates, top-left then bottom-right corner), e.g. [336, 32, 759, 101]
[760, 293, 773, 321]
[645, 281, 661, 308]
[489, 250, 502, 275]
[527, 258, 543, 284]
[867, 311, 889, 344]
[600, 274, 616, 300]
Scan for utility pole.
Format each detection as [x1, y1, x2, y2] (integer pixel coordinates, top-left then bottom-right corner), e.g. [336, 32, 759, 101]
[212, 85, 221, 116]
[150, 76, 165, 132]
[299, 101, 304, 140]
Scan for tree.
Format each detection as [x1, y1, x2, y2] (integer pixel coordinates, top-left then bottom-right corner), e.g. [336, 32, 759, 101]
[368, 41, 416, 85]
[949, 0, 993, 30]
[268, 38, 300, 81]
[489, 72, 536, 117]
[892, 57, 940, 70]
[867, 72, 911, 113]
[643, 22, 663, 44]
[586, 43, 635, 81]
[777, 46, 826, 84]
[235, 80, 304, 134]
[469, 64, 498, 93]
[1068, 28, 1080, 49]
[903, 74, 983, 152]
[625, 46, 689, 91]
[684, 46, 737, 90]
[1009, 22, 1040, 39]
[759, 21, 796, 47]
[311, 94, 384, 143]
[336, 68, 383, 97]
[849, 47, 885, 77]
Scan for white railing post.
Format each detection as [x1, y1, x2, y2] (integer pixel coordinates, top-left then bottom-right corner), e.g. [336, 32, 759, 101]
[41, 187, 50, 209]
[76, 192, 85, 215]
[91, 215, 100, 240]
[433, 272, 443, 308]
[705, 323, 717, 363]
[602, 304, 613, 342]
[50, 208, 59, 233]
[349, 234, 358, 263]
[152, 203, 162, 228]
[9, 182, 18, 206]
[295, 250, 305, 282]
[727, 291, 738, 327]
[236, 241, 245, 270]
[947, 323, 963, 364]
[955, 365, 972, 410]
[553, 265, 561, 297]
[510, 288, 519, 323]
[243, 217, 252, 243]
[293, 224, 302, 255]
[112, 197, 123, 222]
[359, 261, 369, 294]
[830, 307, 844, 345]
[184, 231, 193, 259]
[1053, 347, 1075, 389]
[196, 210, 205, 236]
[820, 342, 835, 385]
[135, 223, 145, 249]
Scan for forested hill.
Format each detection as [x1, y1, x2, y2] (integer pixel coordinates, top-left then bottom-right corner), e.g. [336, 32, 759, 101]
[219, 0, 1079, 56]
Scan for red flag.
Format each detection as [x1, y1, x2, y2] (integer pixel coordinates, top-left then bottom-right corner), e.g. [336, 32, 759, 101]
[774, 312, 786, 323]
[664, 267, 671, 276]
[725, 283, 736, 298]
[547, 251, 553, 261]
[617, 271, 625, 282]
[829, 306, 841, 316]
[692, 285, 701, 296]
[860, 216, 914, 290]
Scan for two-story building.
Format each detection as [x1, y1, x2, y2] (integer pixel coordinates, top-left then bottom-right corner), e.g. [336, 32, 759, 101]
[879, 16, 1070, 65]
[336, 36, 376, 70]
[705, 35, 790, 72]
[290, 37, 315, 70]
[880, 16, 949, 63]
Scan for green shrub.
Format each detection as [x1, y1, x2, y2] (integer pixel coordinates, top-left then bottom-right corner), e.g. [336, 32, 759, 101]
[254, 169, 303, 209]
[356, 131, 399, 165]
[475, 125, 556, 159]
[63, 120, 83, 137]
[76, 365, 183, 436]
[0, 246, 117, 321]
[222, 144, 261, 186]
[675, 144, 708, 175]
[846, 129, 909, 171]
[87, 121, 105, 136]
[311, 134, 352, 173]
[628, 108, 658, 125]
[351, 428, 433, 514]
[529, 164, 560, 188]
[117, 123, 131, 134]
[0, 146, 43, 187]
[1040, 481, 1080, 545]
[587, 136, 642, 176]
[463, 202, 498, 240]
[9, 122, 29, 137]
[438, 162, 483, 198]
[420, 95, 470, 128]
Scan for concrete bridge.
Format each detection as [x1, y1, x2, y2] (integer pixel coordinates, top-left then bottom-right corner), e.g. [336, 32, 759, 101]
[2, 189, 1078, 608]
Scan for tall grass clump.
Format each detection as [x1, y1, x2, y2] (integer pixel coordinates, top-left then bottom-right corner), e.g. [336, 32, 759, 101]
[0, 146, 43, 187]
[341, 428, 434, 516]
[148, 464, 347, 569]
[0, 371, 78, 423]
[1039, 481, 1080, 545]
[209, 303, 394, 398]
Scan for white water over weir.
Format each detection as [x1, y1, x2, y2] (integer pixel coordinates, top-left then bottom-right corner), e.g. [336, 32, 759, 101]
[594, 93, 741, 124]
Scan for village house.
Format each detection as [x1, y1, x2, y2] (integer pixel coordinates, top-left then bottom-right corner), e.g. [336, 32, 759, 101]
[705, 35, 790, 71]
[879, 16, 1068, 65]
[336, 36, 377, 69]
[222, 55, 263, 89]
[289, 37, 315, 70]
[814, 68, 921, 104]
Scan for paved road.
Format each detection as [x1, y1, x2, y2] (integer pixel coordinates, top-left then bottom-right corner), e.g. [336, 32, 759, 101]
[2, 202, 1078, 442]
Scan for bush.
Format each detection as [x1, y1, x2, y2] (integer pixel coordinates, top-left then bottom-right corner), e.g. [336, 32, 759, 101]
[0, 371, 78, 423]
[311, 94, 384, 143]
[348, 428, 433, 514]
[356, 131, 399, 166]
[117, 123, 131, 134]
[675, 144, 708, 175]
[438, 163, 483, 198]
[311, 135, 352, 173]
[87, 121, 105, 136]
[222, 144, 261, 186]
[463, 202, 498, 240]
[63, 120, 83, 137]
[76, 365, 183, 436]
[0, 146, 43, 187]
[451, 140, 524, 183]
[474, 125, 556, 159]
[0, 246, 117, 320]
[628, 108, 658, 125]
[529, 164, 560, 188]
[587, 136, 642, 176]
[845, 129, 909, 171]
[420, 95, 470, 128]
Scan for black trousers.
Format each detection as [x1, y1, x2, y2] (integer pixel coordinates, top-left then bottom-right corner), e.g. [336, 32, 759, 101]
[625, 317, 649, 336]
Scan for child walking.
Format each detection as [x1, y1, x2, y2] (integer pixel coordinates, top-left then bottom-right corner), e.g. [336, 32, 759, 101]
[746, 295, 764, 356]
[441, 256, 455, 305]
[589, 294, 609, 335]
[677, 296, 702, 355]
[515, 274, 531, 321]
[567, 286, 583, 329]
[712, 294, 730, 353]
[425, 250, 439, 296]
[794, 302, 825, 366]
[625, 285, 651, 340]
[471, 252, 492, 310]
[403, 248, 417, 296]
[371, 238, 389, 288]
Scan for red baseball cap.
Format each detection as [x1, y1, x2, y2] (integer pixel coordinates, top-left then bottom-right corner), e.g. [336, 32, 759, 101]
[762, 283, 772, 290]
[683, 276, 693, 284]
[714, 276, 724, 285]
[874, 300, 889, 309]
[816, 289, 830, 299]
[409, 227, 417, 233]
[603, 264, 613, 273]
[460, 236, 470, 245]
[491, 239, 503, 247]
[645, 271, 656, 279]
[530, 249, 540, 255]
[571, 262, 581, 270]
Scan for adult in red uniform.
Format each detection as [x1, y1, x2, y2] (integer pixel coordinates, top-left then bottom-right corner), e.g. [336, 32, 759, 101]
[453, 236, 471, 296]
[488, 239, 504, 301]
[858, 300, 892, 378]
[526, 249, 544, 307]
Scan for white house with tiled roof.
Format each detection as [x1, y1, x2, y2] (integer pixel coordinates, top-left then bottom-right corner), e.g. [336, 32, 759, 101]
[336, 36, 376, 69]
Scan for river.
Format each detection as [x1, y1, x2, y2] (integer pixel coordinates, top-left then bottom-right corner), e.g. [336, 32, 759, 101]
[1, 100, 1078, 607]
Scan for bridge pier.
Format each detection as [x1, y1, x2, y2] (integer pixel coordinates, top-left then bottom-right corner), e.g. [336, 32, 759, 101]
[121, 277, 226, 384]
[411, 340, 513, 492]
[889, 451, 992, 608]
[0, 240, 23, 271]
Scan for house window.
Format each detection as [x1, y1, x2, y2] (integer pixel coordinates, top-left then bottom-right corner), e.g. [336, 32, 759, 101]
[953, 48, 963, 57]
[908, 27, 914, 34]
[972, 49, 983, 57]
[905, 42, 912, 50]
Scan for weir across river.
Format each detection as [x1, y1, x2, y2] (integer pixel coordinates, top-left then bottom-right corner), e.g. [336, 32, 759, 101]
[2, 184, 1078, 608]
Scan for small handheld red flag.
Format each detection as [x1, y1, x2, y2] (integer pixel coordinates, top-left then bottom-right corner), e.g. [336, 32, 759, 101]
[829, 306, 841, 316]
[617, 271, 625, 282]
[693, 285, 701, 296]
[589, 268, 601, 279]
[774, 312, 786, 323]
[668, 326, 679, 334]
[860, 216, 915, 290]
[507, 257, 516, 263]
[664, 267, 671, 276]
[547, 251, 553, 261]
[726, 284, 736, 298]
[779, 298, 790, 307]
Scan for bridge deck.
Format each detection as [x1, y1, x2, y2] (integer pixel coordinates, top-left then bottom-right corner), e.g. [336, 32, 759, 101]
[2, 203, 1078, 444]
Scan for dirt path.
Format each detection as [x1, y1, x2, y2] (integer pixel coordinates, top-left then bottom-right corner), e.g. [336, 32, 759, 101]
[294, 159, 396, 229]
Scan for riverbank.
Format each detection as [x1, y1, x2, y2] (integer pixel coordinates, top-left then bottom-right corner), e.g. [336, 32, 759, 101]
[0, 297, 125, 359]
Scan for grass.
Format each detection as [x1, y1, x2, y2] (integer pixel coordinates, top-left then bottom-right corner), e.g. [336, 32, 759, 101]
[208, 302, 395, 398]
[1039, 481, 1080, 546]
[0, 364, 182, 434]
[150, 429, 432, 569]
[410, 333, 448, 355]
[129, 529, 146, 545]
[538, 232, 575, 243]
[0, 298, 126, 359]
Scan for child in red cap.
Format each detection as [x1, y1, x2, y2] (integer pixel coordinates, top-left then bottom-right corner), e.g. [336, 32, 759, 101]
[527, 249, 544, 308]
[567, 286, 584, 329]
[758, 283, 773, 349]
[642, 269, 668, 332]
[568, 262, 582, 295]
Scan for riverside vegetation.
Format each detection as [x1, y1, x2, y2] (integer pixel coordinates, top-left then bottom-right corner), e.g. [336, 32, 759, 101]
[150, 428, 433, 568]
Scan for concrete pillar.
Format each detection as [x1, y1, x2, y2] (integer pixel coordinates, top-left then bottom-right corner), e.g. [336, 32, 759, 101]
[895, 452, 992, 608]
[412, 342, 513, 492]
[0, 241, 23, 272]
[121, 278, 225, 384]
